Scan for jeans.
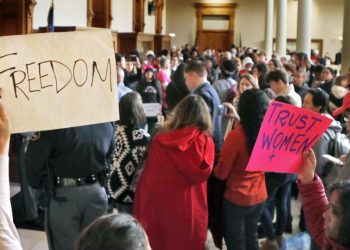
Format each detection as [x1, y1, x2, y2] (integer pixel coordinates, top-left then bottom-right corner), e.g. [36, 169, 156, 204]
[223, 199, 265, 250]
[260, 173, 296, 240]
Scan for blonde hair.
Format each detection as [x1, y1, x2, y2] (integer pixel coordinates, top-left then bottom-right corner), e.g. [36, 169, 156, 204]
[160, 94, 212, 135]
[239, 74, 256, 88]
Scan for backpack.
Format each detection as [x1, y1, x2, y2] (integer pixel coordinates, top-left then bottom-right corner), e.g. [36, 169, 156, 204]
[324, 132, 350, 185]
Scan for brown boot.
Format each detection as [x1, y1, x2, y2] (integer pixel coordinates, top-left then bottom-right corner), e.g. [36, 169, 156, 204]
[276, 235, 284, 248]
[260, 239, 279, 250]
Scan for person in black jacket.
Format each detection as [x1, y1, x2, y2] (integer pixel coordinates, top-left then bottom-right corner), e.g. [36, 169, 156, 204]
[165, 63, 190, 111]
[124, 55, 142, 90]
[293, 70, 310, 101]
[319, 67, 335, 95]
[107, 92, 150, 214]
[135, 65, 162, 135]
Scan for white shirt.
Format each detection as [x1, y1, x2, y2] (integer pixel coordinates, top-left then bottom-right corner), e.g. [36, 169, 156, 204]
[117, 82, 132, 101]
[277, 84, 302, 108]
[0, 155, 22, 250]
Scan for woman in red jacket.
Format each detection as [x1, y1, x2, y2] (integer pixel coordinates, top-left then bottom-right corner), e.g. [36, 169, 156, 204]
[298, 149, 350, 250]
[133, 94, 215, 250]
[214, 88, 270, 250]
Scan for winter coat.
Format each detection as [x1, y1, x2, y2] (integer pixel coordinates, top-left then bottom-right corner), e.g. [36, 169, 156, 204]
[313, 115, 342, 180]
[165, 63, 189, 111]
[320, 80, 334, 95]
[214, 124, 267, 206]
[298, 175, 349, 250]
[133, 126, 215, 250]
[276, 84, 302, 107]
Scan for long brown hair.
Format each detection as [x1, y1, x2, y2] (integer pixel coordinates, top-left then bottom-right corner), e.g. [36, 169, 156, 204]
[119, 92, 146, 129]
[160, 94, 212, 135]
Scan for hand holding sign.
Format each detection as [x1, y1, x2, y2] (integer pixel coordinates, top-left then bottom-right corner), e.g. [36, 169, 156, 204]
[298, 149, 317, 184]
[246, 101, 332, 173]
[0, 88, 10, 155]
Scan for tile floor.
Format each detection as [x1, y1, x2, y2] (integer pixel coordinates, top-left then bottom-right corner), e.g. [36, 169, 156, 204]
[11, 183, 306, 250]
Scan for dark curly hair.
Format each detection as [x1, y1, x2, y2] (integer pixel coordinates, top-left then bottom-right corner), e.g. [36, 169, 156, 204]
[238, 88, 270, 154]
[328, 181, 350, 247]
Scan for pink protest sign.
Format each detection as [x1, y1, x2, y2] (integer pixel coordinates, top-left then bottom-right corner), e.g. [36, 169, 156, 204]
[246, 101, 333, 173]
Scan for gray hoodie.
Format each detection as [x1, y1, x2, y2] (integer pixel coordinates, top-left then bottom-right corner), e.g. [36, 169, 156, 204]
[313, 114, 342, 180]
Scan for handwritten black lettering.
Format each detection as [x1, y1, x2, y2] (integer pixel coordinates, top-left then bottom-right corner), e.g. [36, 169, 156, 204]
[26, 62, 40, 93]
[73, 59, 88, 87]
[38, 61, 53, 89]
[2, 54, 114, 100]
[50, 60, 72, 93]
[0, 52, 17, 74]
[10, 70, 29, 100]
[91, 59, 112, 91]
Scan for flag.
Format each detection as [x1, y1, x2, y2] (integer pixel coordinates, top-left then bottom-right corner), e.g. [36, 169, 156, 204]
[47, 0, 54, 32]
[239, 32, 242, 48]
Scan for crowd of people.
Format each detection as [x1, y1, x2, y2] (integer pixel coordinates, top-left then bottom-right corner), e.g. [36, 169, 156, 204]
[1, 43, 350, 250]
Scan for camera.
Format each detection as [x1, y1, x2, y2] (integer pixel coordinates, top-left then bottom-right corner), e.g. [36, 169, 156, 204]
[127, 55, 137, 62]
[130, 55, 137, 62]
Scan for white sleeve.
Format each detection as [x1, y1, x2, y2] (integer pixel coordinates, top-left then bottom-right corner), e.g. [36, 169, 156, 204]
[0, 155, 23, 250]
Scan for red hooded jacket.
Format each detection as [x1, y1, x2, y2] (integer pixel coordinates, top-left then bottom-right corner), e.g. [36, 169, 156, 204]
[133, 126, 215, 250]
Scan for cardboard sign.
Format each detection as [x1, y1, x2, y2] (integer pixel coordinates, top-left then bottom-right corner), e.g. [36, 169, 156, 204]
[246, 101, 333, 173]
[0, 29, 119, 133]
[142, 103, 162, 117]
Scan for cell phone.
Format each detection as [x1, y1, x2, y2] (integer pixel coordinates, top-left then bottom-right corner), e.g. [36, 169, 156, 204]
[217, 104, 227, 116]
[129, 55, 137, 62]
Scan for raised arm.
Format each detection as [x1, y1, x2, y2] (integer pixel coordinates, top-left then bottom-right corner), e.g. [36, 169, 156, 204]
[0, 91, 23, 250]
[297, 149, 329, 247]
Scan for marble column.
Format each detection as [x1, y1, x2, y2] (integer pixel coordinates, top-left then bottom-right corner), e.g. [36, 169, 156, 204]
[264, 0, 274, 59]
[341, 0, 350, 73]
[276, 0, 287, 57]
[296, 0, 312, 57]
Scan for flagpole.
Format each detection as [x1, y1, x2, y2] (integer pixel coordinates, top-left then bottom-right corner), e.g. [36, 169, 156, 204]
[48, 0, 54, 32]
